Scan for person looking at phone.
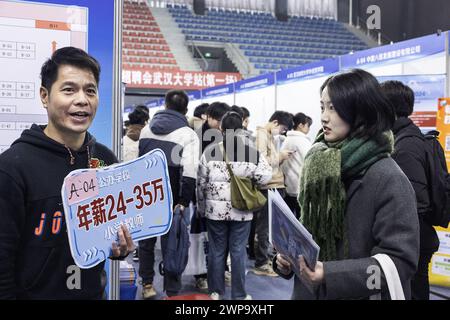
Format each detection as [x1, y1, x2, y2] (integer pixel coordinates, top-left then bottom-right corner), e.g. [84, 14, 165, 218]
[281, 113, 313, 219]
[251, 111, 294, 277]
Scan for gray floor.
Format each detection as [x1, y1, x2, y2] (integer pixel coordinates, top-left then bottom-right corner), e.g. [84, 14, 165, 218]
[127, 248, 293, 300]
[123, 249, 450, 300]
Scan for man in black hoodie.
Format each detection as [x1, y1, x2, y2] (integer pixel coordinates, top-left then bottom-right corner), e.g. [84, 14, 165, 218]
[381, 80, 440, 300]
[0, 47, 134, 299]
[139, 90, 200, 297]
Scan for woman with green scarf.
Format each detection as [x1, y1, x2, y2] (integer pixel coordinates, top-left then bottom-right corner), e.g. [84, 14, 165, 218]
[273, 69, 420, 300]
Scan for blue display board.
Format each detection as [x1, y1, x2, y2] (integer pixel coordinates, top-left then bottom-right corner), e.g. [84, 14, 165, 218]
[23, 0, 116, 148]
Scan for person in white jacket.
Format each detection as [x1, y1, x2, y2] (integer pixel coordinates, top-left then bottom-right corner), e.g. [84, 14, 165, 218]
[197, 111, 272, 300]
[281, 113, 313, 219]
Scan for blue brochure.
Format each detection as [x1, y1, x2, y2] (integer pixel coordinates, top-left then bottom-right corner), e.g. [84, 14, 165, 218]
[268, 189, 320, 274]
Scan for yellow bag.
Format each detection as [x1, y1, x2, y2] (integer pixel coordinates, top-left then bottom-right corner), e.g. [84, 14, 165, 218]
[221, 144, 267, 211]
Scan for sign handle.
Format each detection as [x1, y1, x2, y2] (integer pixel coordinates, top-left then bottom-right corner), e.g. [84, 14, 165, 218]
[109, 0, 124, 301]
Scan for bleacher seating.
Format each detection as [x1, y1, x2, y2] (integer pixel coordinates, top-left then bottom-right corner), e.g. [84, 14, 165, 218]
[167, 4, 369, 74]
[123, 1, 179, 70]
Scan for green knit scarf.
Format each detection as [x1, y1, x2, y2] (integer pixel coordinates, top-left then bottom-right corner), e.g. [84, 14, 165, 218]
[298, 130, 394, 261]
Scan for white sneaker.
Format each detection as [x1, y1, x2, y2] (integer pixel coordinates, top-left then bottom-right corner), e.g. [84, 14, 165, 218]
[209, 292, 221, 300]
[244, 294, 253, 300]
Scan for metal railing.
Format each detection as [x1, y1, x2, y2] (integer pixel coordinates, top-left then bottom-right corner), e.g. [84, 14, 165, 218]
[187, 39, 209, 70]
[224, 42, 253, 77]
[186, 36, 254, 77]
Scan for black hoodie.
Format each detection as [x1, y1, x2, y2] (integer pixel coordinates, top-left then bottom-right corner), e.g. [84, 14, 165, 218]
[0, 124, 118, 299]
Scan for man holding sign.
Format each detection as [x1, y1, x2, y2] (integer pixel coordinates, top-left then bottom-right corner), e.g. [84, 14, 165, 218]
[0, 47, 134, 299]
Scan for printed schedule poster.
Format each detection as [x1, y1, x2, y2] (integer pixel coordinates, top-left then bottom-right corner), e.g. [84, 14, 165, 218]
[0, 0, 88, 153]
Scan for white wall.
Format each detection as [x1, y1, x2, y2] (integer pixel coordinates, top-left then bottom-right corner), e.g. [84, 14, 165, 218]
[276, 76, 329, 140]
[187, 99, 202, 118]
[201, 94, 235, 107]
[235, 86, 276, 133]
[148, 106, 164, 119]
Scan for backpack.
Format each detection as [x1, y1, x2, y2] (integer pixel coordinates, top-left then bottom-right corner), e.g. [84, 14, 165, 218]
[220, 143, 267, 212]
[396, 130, 450, 228]
[159, 207, 190, 277]
[423, 131, 450, 228]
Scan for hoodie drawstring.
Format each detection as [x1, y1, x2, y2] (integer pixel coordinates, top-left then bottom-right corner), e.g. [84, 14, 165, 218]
[64, 145, 75, 165]
[87, 145, 92, 168]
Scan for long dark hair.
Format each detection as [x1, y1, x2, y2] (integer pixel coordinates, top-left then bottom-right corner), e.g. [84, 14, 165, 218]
[320, 69, 395, 139]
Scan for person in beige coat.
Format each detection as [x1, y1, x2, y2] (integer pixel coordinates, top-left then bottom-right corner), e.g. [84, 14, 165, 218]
[252, 111, 294, 276]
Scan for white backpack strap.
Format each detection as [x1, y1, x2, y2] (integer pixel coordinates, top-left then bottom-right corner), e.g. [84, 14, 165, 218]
[371, 254, 405, 300]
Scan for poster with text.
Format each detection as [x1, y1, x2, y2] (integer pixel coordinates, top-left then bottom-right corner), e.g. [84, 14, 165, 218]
[62, 149, 173, 269]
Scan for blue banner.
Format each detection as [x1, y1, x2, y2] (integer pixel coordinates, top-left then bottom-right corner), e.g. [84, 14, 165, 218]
[124, 106, 134, 114]
[202, 83, 234, 98]
[341, 33, 446, 69]
[377, 74, 445, 108]
[146, 99, 161, 109]
[377, 74, 446, 130]
[276, 58, 339, 85]
[235, 73, 275, 93]
[188, 90, 202, 101]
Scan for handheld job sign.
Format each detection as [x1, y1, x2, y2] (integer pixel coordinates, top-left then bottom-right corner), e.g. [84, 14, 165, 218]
[61, 149, 173, 269]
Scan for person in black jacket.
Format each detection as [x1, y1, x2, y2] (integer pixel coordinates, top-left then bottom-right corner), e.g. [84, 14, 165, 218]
[138, 90, 200, 297]
[0, 47, 134, 299]
[381, 80, 440, 300]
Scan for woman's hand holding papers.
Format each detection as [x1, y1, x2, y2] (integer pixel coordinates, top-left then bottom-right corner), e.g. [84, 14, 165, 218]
[275, 254, 293, 276]
[298, 256, 324, 287]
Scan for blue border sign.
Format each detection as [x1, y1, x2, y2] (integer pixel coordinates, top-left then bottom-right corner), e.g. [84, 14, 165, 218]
[341, 33, 446, 69]
[235, 73, 275, 93]
[146, 99, 161, 109]
[62, 149, 173, 269]
[188, 90, 202, 101]
[276, 58, 339, 85]
[202, 83, 234, 98]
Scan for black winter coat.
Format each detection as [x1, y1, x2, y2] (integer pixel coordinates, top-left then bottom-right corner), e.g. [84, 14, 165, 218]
[392, 117, 440, 252]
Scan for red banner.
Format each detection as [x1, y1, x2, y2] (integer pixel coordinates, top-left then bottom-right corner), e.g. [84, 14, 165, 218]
[122, 68, 241, 90]
[409, 111, 437, 128]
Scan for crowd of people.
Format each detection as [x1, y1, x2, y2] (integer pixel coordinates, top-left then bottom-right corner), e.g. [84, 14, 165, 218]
[0, 47, 444, 300]
[124, 69, 441, 301]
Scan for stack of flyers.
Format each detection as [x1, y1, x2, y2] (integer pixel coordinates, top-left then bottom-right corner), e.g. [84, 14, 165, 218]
[119, 260, 137, 284]
[268, 189, 320, 276]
